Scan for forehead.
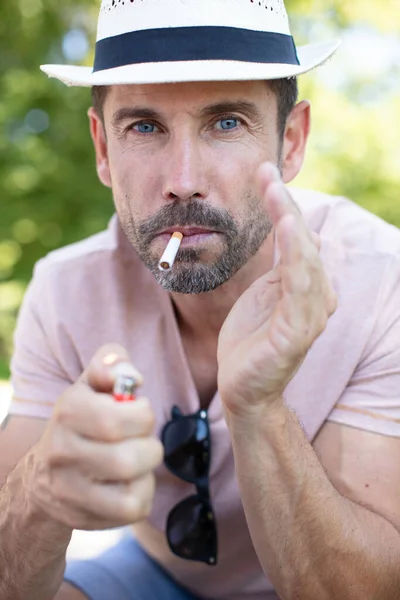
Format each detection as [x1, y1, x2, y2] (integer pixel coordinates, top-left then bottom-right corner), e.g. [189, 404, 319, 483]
[105, 80, 274, 113]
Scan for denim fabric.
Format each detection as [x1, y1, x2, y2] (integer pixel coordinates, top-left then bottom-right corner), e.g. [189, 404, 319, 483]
[64, 535, 201, 600]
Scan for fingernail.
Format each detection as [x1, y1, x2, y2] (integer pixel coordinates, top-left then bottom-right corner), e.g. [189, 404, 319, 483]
[103, 353, 120, 366]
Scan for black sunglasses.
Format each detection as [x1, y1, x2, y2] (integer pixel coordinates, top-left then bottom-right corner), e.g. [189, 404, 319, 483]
[161, 406, 218, 566]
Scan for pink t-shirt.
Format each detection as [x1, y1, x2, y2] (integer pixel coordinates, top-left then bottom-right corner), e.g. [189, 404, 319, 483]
[9, 188, 400, 599]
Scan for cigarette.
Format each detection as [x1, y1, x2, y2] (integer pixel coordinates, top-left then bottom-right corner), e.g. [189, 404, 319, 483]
[158, 232, 183, 271]
[113, 374, 139, 402]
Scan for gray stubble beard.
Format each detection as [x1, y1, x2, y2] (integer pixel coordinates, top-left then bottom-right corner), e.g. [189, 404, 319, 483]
[119, 193, 273, 294]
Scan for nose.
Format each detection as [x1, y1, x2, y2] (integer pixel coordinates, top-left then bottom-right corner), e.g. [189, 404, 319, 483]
[162, 134, 209, 202]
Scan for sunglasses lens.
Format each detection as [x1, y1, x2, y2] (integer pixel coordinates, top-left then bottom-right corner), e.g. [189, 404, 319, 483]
[167, 495, 217, 565]
[162, 416, 209, 481]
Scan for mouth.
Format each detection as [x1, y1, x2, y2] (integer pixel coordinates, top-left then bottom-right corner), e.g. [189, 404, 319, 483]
[158, 227, 218, 236]
[156, 227, 221, 249]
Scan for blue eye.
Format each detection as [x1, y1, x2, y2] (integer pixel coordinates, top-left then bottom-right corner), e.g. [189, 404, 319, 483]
[133, 122, 157, 133]
[217, 118, 239, 130]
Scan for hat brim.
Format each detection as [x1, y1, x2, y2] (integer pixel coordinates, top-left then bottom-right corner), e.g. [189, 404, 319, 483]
[40, 40, 339, 87]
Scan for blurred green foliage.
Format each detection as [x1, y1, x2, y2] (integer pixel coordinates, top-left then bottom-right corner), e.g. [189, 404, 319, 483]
[1, 0, 399, 378]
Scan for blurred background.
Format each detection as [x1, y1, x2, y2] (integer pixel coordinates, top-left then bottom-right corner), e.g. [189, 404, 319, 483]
[1, 0, 400, 404]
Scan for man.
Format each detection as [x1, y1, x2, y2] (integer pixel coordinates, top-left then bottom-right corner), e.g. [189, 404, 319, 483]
[1, 1, 400, 599]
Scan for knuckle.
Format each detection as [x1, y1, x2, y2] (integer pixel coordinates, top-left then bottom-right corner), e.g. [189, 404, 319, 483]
[152, 439, 165, 466]
[120, 493, 142, 523]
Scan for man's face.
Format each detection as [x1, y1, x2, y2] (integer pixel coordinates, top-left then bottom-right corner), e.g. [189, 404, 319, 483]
[99, 81, 282, 293]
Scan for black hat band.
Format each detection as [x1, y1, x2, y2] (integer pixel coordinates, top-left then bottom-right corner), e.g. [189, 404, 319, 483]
[93, 26, 300, 72]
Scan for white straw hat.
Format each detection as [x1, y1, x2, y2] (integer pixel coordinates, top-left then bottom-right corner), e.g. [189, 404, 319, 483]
[41, 0, 339, 87]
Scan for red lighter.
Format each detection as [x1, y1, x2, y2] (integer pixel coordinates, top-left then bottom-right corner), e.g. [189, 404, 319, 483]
[113, 374, 139, 402]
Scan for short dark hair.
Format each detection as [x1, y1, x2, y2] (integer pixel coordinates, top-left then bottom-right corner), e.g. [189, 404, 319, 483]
[268, 77, 299, 139]
[91, 77, 298, 140]
[92, 85, 110, 122]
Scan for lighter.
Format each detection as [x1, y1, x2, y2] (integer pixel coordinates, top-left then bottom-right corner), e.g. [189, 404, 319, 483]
[113, 374, 139, 402]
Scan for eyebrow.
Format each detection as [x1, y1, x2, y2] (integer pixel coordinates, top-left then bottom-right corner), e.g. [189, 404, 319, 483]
[200, 101, 263, 121]
[111, 100, 263, 129]
[111, 107, 161, 129]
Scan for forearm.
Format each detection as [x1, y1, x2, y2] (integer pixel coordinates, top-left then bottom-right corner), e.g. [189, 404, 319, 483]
[0, 453, 72, 600]
[226, 401, 400, 600]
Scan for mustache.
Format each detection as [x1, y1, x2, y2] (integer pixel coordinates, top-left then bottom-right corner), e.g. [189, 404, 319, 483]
[138, 199, 238, 243]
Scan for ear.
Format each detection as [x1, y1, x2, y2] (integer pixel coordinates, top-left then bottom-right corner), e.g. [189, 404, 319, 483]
[88, 107, 112, 188]
[280, 100, 310, 184]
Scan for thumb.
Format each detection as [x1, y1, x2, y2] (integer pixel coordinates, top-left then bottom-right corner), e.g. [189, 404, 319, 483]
[79, 344, 144, 394]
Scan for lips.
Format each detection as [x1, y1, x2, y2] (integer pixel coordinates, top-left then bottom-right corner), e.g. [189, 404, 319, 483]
[158, 227, 217, 236]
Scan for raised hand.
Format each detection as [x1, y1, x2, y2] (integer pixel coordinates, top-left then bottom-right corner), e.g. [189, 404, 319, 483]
[217, 163, 337, 418]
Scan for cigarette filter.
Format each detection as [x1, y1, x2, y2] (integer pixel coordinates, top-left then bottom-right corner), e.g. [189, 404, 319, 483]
[158, 232, 183, 271]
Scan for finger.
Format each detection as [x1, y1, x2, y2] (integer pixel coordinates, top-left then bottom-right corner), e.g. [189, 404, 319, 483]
[73, 436, 164, 482]
[277, 214, 319, 291]
[257, 163, 322, 258]
[277, 215, 318, 311]
[277, 216, 331, 303]
[79, 344, 144, 393]
[256, 163, 302, 224]
[87, 472, 156, 524]
[256, 162, 281, 203]
[51, 469, 156, 529]
[56, 389, 156, 441]
[277, 215, 333, 337]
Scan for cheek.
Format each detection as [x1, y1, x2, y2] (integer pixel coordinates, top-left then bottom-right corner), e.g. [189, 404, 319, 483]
[108, 145, 162, 215]
[209, 141, 270, 199]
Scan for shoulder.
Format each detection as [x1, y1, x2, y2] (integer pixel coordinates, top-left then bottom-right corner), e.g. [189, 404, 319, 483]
[286, 190, 400, 439]
[26, 214, 160, 345]
[31, 214, 153, 297]
[34, 214, 121, 280]
[289, 188, 400, 322]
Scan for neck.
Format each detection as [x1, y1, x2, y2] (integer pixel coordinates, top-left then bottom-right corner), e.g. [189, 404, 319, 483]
[171, 231, 276, 342]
